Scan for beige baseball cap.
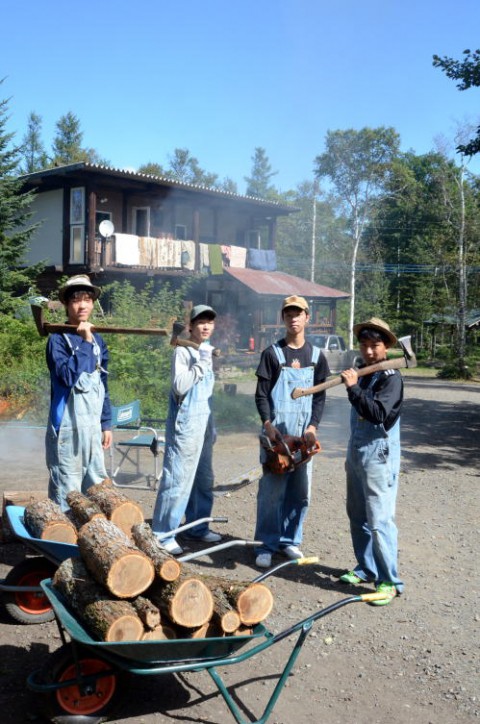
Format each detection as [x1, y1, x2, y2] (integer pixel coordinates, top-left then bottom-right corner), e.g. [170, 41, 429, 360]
[281, 295, 309, 313]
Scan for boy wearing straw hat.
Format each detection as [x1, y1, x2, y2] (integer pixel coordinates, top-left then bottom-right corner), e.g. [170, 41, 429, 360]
[339, 317, 404, 605]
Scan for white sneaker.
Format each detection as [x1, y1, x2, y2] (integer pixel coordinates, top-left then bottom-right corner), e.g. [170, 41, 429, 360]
[200, 531, 222, 543]
[282, 545, 304, 560]
[161, 539, 183, 556]
[256, 553, 272, 568]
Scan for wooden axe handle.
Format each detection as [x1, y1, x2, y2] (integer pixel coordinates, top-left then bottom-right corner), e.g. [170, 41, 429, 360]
[291, 356, 410, 399]
[41, 322, 169, 336]
[174, 338, 221, 357]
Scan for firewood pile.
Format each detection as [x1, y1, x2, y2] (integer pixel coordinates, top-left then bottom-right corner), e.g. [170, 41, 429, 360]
[22, 480, 274, 643]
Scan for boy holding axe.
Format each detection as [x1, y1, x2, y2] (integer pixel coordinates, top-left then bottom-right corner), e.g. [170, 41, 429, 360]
[339, 317, 404, 605]
[45, 275, 112, 510]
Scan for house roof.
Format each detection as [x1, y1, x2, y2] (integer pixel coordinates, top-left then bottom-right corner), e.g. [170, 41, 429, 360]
[21, 162, 296, 213]
[224, 267, 350, 300]
[424, 310, 480, 328]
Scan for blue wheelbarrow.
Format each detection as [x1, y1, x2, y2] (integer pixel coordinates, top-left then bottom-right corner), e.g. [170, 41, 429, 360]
[27, 576, 388, 724]
[0, 506, 255, 624]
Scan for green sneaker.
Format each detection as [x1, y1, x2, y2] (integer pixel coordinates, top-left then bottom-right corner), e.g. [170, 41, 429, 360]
[339, 571, 364, 585]
[370, 582, 397, 606]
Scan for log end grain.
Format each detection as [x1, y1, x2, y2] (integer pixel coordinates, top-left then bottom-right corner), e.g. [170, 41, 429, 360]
[236, 583, 274, 625]
[107, 552, 155, 599]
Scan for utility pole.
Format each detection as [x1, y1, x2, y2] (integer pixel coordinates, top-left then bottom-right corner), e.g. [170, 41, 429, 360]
[311, 180, 318, 282]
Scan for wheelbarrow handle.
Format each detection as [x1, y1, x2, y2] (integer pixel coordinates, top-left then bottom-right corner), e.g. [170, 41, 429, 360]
[252, 556, 320, 583]
[179, 540, 262, 562]
[154, 517, 228, 540]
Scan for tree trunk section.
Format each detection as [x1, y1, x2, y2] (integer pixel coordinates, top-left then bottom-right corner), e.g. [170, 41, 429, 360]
[131, 522, 182, 582]
[52, 557, 144, 642]
[201, 576, 274, 626]
[141, 623, 177, 640]
[66, 491, 106, 528]
[147, 575, 214, 628]
[131, 596, 161, 629]
[1, 490, 47, 542]
[23, 498, 77, 543]
[77, 517, 154, 598]
[86, 481, 144, 537]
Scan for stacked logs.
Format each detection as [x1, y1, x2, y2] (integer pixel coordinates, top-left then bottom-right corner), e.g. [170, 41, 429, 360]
[23, 481, 273, 644]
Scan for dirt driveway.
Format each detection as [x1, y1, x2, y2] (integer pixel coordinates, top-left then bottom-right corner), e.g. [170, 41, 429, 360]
[0, 376, 479, 724]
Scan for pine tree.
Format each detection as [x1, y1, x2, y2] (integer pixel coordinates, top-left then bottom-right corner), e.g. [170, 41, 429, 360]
[244, 147, 278, 199]
[0, 90, 41, 313]
[20, 112, 49, 173]
[51, 112, 105, 165]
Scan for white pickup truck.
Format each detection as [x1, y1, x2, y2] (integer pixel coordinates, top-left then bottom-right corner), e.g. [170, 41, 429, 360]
[306, 334, 362, 374]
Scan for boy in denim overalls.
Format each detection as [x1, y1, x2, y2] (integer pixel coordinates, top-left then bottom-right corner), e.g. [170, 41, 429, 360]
[339, 318, 404, 606]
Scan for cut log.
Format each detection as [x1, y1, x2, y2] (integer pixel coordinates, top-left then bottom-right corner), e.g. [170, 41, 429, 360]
[233, 626, 254, 637]
[1, 490, 47, 542]
[66, 491, 106, 528]
[86, 482, 144, 537]
[175, 621, 221, 639]
[77, 517, 154, 598]
[198, 575, 274, 626]
[209, 586, 241, 633]
[23, 498, 77, 544]
[131, 596, 161, 630]
[141, 623, 177, 641]
[131, 522, 182, 582]
[53, 557, 144, 642]
[147, 575, 214, 628]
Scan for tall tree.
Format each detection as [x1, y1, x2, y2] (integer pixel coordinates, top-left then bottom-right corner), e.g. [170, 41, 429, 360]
[51, 112, 104, 165]
[137, 161, 166, 176]
[20, 112, 48, 173]
[166, 148, 218, 187]
[0, 89, 41, 313]
[433, 49, 480, 156]
[244, 147, 278, 199]
[314, 127, 400, 347]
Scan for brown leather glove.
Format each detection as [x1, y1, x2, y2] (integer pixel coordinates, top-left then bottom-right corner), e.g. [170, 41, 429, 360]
[303, 430, 317, 450]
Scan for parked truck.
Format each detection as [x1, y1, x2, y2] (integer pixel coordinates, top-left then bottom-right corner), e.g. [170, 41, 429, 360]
[306, 333, 363, 374]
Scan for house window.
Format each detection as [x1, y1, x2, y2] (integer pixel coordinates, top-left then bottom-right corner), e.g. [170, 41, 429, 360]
[70, 226, 84, 263]
[175, 224, 187, 240]
[70, 188, 85, 224]
[246, 230, 260, 248]
[133, 207, 150, 237]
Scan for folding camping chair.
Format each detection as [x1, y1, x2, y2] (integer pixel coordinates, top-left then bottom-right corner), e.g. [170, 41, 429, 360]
[109, 400, 165, 491]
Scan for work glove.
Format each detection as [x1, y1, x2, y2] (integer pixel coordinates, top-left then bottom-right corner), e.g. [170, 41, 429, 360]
[198, 342, 213, 365]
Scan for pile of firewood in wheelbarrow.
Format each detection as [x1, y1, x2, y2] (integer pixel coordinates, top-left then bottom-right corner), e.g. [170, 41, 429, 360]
[19, 479, 275, 642]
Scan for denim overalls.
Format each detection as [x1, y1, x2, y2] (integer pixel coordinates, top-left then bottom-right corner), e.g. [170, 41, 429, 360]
[46, 335, 107, 511]
[345, 371, 403, 591]
[255, 343, 320, 554]
[152, 349, 215, 544]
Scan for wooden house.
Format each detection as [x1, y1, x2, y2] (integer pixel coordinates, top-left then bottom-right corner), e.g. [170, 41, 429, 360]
[20, 163, 349, 349]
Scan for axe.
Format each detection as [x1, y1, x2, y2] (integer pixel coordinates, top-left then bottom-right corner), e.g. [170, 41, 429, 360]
[30, 298, 169, 337]
[170, 320, 221, 357]
[291, 335, 416, 399]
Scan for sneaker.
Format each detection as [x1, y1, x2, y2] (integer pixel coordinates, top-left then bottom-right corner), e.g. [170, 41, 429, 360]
[199, 531, 222, 543]
[161, 539, 183, 556]
[370, 582, 398, 606]
[282, 545, 304, 560]
[255, 553, 272, 568]
[339, 570, 364, 585]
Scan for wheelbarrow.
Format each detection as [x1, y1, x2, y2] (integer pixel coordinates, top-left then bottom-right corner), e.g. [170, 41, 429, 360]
[27, 577, 388, 723]
[0, 506, 257, 624]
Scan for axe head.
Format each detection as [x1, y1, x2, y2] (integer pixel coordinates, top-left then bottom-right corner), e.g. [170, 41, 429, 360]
[170, 320, 186, 346]
[397, 335, 417, 368]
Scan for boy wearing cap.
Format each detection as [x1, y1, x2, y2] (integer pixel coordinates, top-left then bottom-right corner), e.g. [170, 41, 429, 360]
[152, 304, 221, 555]
[339, 317, 404, 605]
[254, 295, 330, 568]
[46, 275, 112, 510]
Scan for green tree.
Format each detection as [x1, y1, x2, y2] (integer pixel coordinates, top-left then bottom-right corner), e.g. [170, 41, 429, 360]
[0, 89, 41, 314]
[137, 161, 166, 176]
[314, 127, 400, 347]
[433, 49, 480, 156]
[20, 112, 48, 173]
[244, 147, 278, 199]
[166, 148, 218, 187]
[51, 112, 105, 165]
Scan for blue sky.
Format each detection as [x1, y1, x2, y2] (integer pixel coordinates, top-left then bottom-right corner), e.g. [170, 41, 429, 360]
[2, 0, 480, 192]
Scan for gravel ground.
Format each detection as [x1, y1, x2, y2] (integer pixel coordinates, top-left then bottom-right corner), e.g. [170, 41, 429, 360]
[0, 375, 479, 724]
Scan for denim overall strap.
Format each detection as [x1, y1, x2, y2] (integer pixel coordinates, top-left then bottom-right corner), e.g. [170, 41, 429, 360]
[46, 334, 107, 510]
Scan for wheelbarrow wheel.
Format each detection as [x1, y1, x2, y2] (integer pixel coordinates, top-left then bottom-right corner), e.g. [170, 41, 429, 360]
[38, 643, 130, 723]
[3, 557, 57, 624]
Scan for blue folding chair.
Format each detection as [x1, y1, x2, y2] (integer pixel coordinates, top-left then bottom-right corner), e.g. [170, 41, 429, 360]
[109, 400, 165, 491]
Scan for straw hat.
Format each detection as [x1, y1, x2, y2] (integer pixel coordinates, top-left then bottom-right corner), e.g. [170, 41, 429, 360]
[353, 317, 397, 345]
[58, 275, 101, 304]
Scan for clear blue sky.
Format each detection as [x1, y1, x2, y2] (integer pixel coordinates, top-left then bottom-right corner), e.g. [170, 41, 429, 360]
[2, 0, 480, 192]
